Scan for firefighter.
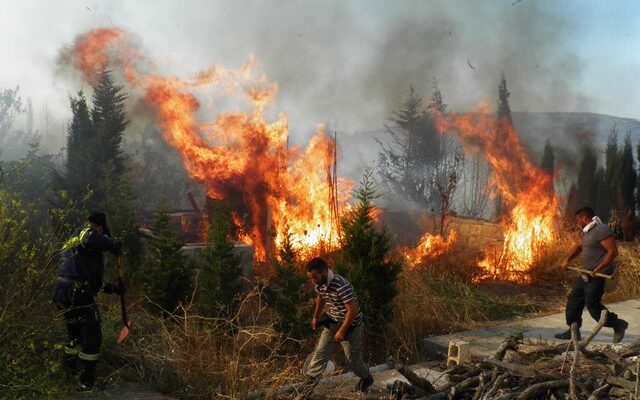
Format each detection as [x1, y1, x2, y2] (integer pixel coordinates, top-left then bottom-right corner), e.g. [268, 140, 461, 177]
[53, 211, 122, 389]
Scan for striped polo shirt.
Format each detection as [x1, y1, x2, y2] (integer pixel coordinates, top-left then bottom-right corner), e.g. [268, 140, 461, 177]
[315, 270, 364, 326]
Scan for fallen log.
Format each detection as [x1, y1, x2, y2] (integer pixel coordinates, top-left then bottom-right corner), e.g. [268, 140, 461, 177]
[397, 364, 437, 394]
[606, 376, 635, 391]
[515, 379, 568, 400]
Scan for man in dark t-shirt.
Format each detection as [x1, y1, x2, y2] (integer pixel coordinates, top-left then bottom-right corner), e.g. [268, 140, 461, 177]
[555, 206, 628, 343]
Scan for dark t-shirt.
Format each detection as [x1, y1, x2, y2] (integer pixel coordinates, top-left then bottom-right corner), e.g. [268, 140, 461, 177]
[580, 224, 616, 274]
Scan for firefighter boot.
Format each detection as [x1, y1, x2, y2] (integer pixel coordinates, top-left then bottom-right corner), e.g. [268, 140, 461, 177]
[79, 359, 97, 390]
[63, 354, 79, 376]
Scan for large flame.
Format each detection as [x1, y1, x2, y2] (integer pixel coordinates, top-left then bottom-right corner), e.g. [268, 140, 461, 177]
[403, 230, 457, 268]
[436, 104, 559, 282]
[65, 28, 349, 260]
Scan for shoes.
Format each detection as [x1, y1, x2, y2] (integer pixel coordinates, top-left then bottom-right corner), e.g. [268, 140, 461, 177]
[354, 375, 374, 393]
[79, 359, 96, 391]
[554, 329, 581, 341]
[613, 320, 628, 344]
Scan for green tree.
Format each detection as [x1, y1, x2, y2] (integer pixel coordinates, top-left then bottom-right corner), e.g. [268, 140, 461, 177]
[59, 73, 140, 275]
[564, 183, 579, 222]
[263, 230, 310, 337]
[494, 73, 512, 219]
[91, 69, 128, 174]
[604, 125, 621, 216]
[337, 168, 401, 340]
[637, 143, 640, 214]
[377, 86, 439, 209]
[62, 90, 96, 203]
[619, 134, 636, 214]
[497, 73, 512, 125]
[576, 145, 598, 209]
[541, 138, 555, 175]
[593, 167, 609, 220]
[197, 200, 243, 318]
[141, 208, 192, 316]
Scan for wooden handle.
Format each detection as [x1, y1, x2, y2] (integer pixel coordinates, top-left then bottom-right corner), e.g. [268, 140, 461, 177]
[567, 266, 612, 280]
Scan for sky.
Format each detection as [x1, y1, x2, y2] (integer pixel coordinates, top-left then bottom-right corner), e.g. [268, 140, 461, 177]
[1, 0, 640, 150]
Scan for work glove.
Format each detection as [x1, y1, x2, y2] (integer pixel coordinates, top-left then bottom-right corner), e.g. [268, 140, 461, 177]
[102, 282, 125, 295]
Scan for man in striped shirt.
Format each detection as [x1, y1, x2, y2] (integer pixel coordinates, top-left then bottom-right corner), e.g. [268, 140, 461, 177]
[299, 257, 374, 398]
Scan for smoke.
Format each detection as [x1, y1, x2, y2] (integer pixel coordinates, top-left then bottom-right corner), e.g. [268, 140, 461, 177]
[2, 1, 602, 163]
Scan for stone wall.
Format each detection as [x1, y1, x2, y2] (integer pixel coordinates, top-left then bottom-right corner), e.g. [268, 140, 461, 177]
[446, 216, 503, 250]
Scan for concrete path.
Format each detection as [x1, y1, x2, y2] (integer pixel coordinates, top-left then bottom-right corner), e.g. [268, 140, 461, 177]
[423, 299, 640, 358]
[67, 381, 175, 400]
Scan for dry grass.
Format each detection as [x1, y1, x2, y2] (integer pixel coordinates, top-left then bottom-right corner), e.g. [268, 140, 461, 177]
[103, 287, 308, 399]
[387, 250, 539, 360]
[604, 241, 640, 302]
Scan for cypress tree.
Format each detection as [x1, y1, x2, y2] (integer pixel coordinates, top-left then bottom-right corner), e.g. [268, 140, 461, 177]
[619, 134, 636, 214]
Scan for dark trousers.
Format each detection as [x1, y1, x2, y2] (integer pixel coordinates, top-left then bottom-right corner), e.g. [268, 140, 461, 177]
[53, 280, 102, 359]
[565, 276, 619, 328]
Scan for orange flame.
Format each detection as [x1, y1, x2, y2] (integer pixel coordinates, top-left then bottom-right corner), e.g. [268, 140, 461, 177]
[67, 28, 350, 260]
[403, 230, 457, 268]
[436, 104, 559, 283]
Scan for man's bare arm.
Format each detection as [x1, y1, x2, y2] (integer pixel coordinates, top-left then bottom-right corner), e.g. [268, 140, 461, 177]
[334, 301, 356, 342]
[591, 236, 618, 275]
[311, 294, 326, 330]
[561, 242, 582, 268]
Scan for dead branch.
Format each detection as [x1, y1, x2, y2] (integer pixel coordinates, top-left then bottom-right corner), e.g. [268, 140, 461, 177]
[606, 376, 635, 391]
[586, 384, 611, 400]
[397, 364, 437, 394]
[491, 333, 524, 361]
[569, 322, 579, 400]
[579, 310, 608, 349]
[515, 380, 568, 400]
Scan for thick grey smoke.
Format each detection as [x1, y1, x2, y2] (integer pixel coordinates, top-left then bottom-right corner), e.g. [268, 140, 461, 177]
[0, 0, 619, 164]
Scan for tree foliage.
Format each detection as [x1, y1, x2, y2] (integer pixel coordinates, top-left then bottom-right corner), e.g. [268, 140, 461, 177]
[337, 168, 401, 339]
[197, 200, 244, 319]
[263, 230, 310, 338]
[141, 208, 192, 316]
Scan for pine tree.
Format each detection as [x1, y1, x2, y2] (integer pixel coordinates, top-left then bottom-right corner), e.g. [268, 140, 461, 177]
[604, 125, 621, 215]
[593, 167, 609, 220]
[64, 90, 96, 202]
[198, 200, 243, 319]
[619, 134, 636, 214]
[494, 73, 512, 219]
[91, 69, 128, 174]
[576, 145, 598, 209]
[337, 168, 401, 340]
[497, 73, 512, 125]
[564, 183, 579, 221]
[377, 86, 439, 209]
[141, 207, 192, 316]
[637, 143, 640, 214]
[263, 229, 310, 337]
[541, 138, 555, 175]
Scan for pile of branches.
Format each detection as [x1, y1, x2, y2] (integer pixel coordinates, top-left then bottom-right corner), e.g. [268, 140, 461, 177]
[391, 311, 640, 400]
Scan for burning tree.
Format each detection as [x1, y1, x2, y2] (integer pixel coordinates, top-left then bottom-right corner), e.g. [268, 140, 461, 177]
[61, 28, 350, 262]
[436, 104, 560, 283]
